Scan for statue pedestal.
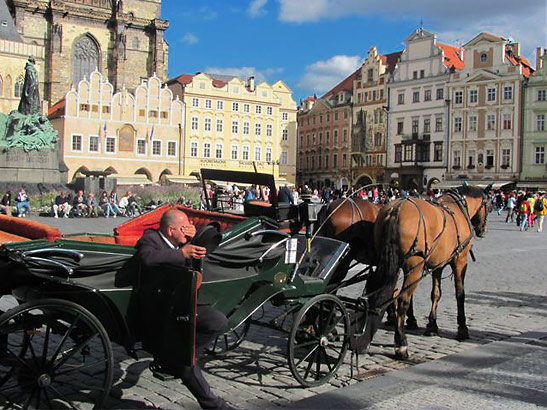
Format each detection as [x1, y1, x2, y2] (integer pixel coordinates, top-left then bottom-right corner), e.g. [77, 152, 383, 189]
[0, 147, 67, 183]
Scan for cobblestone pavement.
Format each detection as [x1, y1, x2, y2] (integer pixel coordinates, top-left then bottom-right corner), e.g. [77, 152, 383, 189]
[4, 213, 547, 409]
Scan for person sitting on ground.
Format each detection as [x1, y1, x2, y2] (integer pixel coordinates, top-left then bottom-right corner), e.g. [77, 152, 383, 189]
[52, 192, 71, 218]
[135, 209, 230, 410]
[118, 192, 130, 216]
[0, 191, 12, 216]
[16, 187, 30, 217]
[109, 189, 122, 216]
[127, 192, 142, 216]
[87, 192, 98, 217]
[99, 191, 115, 218]
[72, 190, 88, 217]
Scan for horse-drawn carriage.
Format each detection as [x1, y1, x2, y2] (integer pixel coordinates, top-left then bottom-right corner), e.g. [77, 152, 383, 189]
[0, 170, 373, 409]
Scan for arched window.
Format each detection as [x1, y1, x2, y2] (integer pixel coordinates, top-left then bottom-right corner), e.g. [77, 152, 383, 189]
[72, 35, 100, 85]
[5, 75, 12, 98]
[14, 76, 23, 98]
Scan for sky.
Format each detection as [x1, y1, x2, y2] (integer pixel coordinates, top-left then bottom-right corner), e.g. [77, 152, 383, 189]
[163, 0, 547, 103]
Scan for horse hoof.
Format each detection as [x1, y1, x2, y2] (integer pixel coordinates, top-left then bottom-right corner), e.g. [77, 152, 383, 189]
[424, 328, 438, 337]
[406, 319, 419, 330]
[394, 346, 408, 360]
[456, 327, 469, 341]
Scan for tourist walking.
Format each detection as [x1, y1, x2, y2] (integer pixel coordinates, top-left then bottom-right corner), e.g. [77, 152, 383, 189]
[519, 196, 531, 231]
[505, 192, 516, 223]
[534, 192, 547, 233]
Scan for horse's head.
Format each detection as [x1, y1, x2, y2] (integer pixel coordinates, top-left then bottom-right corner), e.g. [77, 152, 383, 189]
[458, 183, 491, 238]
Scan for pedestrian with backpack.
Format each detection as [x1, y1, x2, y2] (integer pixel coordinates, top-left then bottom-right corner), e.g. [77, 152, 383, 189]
[534, 191, 547, 232]
[519, 195, 531, 231]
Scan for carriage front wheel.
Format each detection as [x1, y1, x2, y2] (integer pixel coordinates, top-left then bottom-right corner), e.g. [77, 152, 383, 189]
[0, 298, 114, 409]
[288, 294, 350, 387]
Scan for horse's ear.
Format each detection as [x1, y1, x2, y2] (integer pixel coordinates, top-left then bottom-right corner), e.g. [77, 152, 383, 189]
[484, 183, 493, 194]
[463, 181, 469, 187]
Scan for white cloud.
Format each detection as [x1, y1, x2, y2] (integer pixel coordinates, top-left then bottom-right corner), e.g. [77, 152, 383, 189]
[203, 66, 284, 84]
[248, 0, 268, 18]
[181, 33, 199, 45]
[298, 55, 361, 94]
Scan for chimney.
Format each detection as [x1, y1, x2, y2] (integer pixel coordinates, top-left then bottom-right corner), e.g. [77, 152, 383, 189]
[536, 47, 544, 71]
[248, 76, 255, 92]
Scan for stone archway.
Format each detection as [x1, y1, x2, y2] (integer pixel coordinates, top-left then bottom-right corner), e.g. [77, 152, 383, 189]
[355, 174, 373, 188]
[159, 169, 173, 184]
[135, 167, 153, 182]
[72, 166, 89, 181]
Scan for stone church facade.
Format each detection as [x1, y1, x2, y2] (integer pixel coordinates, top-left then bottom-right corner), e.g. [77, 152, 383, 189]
[6, 0, 169, 106]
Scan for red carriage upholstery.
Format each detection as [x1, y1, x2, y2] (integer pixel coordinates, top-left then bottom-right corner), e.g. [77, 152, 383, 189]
[0, 231, 30, 244]
[0, 215, 62, 243]
[114, 204, 247, 247]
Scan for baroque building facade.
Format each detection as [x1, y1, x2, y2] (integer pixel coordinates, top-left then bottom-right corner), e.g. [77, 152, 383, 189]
[445, 32, 532, 187]
[351, 47, 401, 186]
[297, 72, 356, 190]
[521, 48, 547, 189]
[6, 0, 168, 107]
[49, 70, 184, 183]
[167, 73, 297, 184]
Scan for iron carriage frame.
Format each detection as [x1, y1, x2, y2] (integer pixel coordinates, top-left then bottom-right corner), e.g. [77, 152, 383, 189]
[0, 169, 372, 409]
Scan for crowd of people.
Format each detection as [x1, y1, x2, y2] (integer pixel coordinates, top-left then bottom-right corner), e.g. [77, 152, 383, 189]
[491, 190, 547, 232]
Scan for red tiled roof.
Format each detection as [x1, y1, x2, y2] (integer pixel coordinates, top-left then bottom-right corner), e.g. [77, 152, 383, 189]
[437, 42, 464, 70]
[380, 51, 403, 74]
[48, 97, 65, 119]
[322, 68, 360, 99]
[304, 96, 317, 102]
[505, 46, 534, 78]
[166, 73, 228, 88]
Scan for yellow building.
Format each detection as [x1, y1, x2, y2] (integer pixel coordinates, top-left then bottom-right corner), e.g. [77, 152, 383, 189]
[49, 70, 185, 184]
[167, 73, 297, 184]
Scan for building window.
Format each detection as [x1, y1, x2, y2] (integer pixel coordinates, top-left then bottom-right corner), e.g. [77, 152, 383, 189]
[204, 118, 211, 131]
[192, 98, 199, 108]
[404, 145, 412, 161]
[281, 150, 288, 165]
[434, 142, 443, 161]
[266, 124, 272, 137]
[467, 149, 475, 167]
[413, 91, 420, 103]
[215, 143, 223, 159]
[454, 90, 463, 104]
[137, 139, 146, 155]
[255, 105, 262, 114]
[232, 121, 239, 134]
[71, 135, 82, 151]
[333, 154, 338, 167]
[435, 117, 443, 132]
[454, 117, 462, 132]
[453, 150, 461, 167]
[267, 106, 273, 115]
[333, 130, 338, 144]
[342, 154, 347, 167]
[538, 90, 546, 101]
[242, 146, 250, 161]
[501, 149, 511, 167]
[254, 146, 261, 161]
[436, 88, 444, 100]
[231, 145, 238, 160]
[216, 100, 224, 110]
[282, 129, 288, 141]
[469, 115, 477, 131]
[80, 104, 90, 112]
[72, 35, 100, 85]
[191, 117, 198, 130]
[503, 113, 512, 130]
[397, 121, 404, 135]
[167, 141, 176, 156]
[266, 147, 272, 163]
[148, 110, 158, 119]
[243, 121, 250, 135]
[469, 89, 478, 103]
[420, 69, 425, 78]
[503, 86, 513, 100]
[412, 71, 418, 79]
[205, 99, 212, 109]
[243, 103, 250, 113]
[190, 141, 198, 157]
[412, 119, 419, 136]
[487, 87, 496, 102]
[343, 129, 348, 142]
[424, 89, 431, 101]
[374, 132, 382, 146]
[152, 140, 161, 156]
[480, 52, 488, 63]
[398, 93, 405, 104]
[535, 147, 545, 164]
[102, 105, 111, 114]
[216, 119, 223, 132]
[326, 131, 330, 144]
[89, 135, 99, 152]
[160, 111, 169, 119]
[105, 136, 115, 153]
[255, 123, 261, 136]
[395, 145, 402, 162]
[203, 142, 211, 158]
[282, 112, 289, 121]
[423, 118, 431, 134]
[486, 149, 494, 167]
[367, 68, 374, 82]
[487, 114, 496, 131]
[537, 114, 545, 131]
[232, 102, 239, 112]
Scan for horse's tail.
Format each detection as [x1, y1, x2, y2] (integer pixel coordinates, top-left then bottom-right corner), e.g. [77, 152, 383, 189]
[352, 202, 402, 353]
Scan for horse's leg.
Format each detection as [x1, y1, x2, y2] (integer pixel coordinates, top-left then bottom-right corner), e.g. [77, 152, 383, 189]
[394, 259, 423, 360]
[424, 268, 443, 336]
[452, 253, 470, 341]
[405, 295, 418, 329]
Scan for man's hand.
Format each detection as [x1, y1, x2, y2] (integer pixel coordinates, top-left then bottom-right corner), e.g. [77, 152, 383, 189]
[181, 224, 196, 238]
[181, 244, 206, 259]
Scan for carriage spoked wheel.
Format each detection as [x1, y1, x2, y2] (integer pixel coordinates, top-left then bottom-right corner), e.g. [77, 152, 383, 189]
[206, 317, 251, 356]
[288, 294, 350, 387]
[0, 299, 113, 409]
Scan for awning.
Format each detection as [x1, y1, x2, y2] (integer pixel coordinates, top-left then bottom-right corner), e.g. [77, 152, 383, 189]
[275, 178, 295, 187]
[111, 174, 154, 185]
[434, 180, 514, 190]
[517, 181, 547, 190]
[165, 175, 200, 185]
[433, 181, 465, 189]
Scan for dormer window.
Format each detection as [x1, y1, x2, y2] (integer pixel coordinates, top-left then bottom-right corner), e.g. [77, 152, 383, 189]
[480, 52, 488, 63]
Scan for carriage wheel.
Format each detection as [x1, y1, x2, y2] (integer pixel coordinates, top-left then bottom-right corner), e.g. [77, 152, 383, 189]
[206, 318, 251, 355]
[288, 294, 350, 387]
[0, 299, 113, 409]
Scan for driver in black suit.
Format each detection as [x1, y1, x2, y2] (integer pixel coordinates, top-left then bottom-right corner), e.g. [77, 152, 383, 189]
[135, 209, 230, 410]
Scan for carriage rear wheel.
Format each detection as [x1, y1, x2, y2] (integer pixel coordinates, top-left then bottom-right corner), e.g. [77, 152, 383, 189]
[288, 294, 350, 387]
[0, 299, 113, 409]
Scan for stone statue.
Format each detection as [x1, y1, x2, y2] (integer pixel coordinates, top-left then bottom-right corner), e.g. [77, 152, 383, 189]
[18, 56, 41, 115]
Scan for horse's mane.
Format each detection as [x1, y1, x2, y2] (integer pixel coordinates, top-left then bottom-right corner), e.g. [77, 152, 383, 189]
[454, 185, 483, 198]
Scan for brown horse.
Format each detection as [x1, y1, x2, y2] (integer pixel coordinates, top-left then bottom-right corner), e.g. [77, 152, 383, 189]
[358, 184, 490, 359]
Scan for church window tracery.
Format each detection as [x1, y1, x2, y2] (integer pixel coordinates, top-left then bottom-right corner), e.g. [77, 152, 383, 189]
[72, 35, 100, 85]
